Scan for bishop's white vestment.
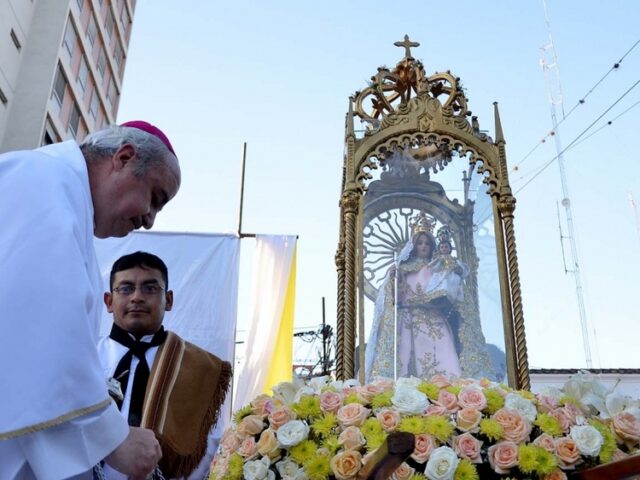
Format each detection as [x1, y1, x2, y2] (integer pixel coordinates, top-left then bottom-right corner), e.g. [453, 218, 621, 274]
[0, 141, 129, 479]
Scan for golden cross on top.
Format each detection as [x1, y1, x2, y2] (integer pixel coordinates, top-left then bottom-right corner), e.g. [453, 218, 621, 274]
[394, 34, 420, 58]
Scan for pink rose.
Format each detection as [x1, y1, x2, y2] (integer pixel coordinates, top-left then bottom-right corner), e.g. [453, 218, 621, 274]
[453, 433, 483, 463]
[391, 462, 415, 480]
[612, 411, 640, 445]
[358, 384, 386, 402]
[612, 448, 629, 462]
[561, 403, 583, 426]
[533, 433, 556, 452]
[435, 389, 459, 413]
[337, 403, 370, 427]
[372, 378, 395, 390]
[376, 408, 401, 432]
[251, 394, 273, 416]
[549, 409, 571, 433]
[458, 387, 487, 411]
[425, 404, 448, 416]
[238, 436, 258, 458]
[478, 378, 492, 388]
[268, 406, 296, 430]
[536, 395, 560, 414]
[209, 454, 229, 479]
[330, 450, 362, 480]
[456, 407, 482, 432]
[237, 415, 265, 437]
[487, 441, 519, 474]
[554, 437, 580, 469]
[430, 374, 451, 388]
[320, 391, 343, 413]
[256, 428, 280, 458]
[411, 433, 436, 464]
[494, 408, 532, 443]
[542, 470, 568, 480]
[339, 426, 366, 450]
[220, 428, 242, 453]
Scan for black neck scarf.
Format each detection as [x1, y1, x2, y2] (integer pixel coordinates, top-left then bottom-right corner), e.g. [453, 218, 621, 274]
[109, 323, 167, 426]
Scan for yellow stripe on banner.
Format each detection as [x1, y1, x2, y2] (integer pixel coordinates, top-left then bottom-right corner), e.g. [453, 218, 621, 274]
[263, 244, 297, 394]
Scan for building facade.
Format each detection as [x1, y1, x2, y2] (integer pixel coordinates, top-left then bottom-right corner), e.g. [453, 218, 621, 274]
[0, 0, 135, 152]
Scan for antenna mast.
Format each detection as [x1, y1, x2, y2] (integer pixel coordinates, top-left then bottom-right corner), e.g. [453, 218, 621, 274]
[540, 0, 592, 367]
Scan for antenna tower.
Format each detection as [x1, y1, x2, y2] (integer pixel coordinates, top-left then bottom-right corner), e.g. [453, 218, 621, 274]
[540, 0, 592, 367]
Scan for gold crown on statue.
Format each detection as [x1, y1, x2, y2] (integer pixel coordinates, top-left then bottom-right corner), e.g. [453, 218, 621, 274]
[409, 211, 436, 236]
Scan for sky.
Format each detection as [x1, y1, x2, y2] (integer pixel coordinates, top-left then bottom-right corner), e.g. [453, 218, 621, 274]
[116, 1, 640, 371]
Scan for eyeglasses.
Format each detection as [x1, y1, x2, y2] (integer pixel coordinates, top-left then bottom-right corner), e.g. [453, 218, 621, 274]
[113, 284, 165, 295]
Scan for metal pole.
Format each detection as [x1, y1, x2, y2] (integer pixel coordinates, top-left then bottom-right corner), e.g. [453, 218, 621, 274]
[237, 142, 248, 236]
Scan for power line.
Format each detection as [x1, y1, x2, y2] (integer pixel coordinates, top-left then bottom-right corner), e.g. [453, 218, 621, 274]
[510, 37, 640, 174]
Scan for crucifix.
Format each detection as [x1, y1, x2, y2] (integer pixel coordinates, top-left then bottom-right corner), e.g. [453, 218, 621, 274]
[393, 34, 420, 59]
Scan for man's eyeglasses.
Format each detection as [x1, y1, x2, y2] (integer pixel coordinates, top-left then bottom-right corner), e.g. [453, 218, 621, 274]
[113, 284, 165, 295]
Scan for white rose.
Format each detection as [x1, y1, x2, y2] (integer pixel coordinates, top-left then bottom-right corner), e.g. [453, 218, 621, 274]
[308, 376, 331, 393]
[293, 386, 316, 403]
[504, 393, 537, 423]
[424, 446, 459, 480]
[276, 420, 310, 448]
[396, 376, 422, 390]
[392, 386, 429, 415]
[570, 425, 604, 456]
[244, 457, 275, 480]
[276, 458, 308, 480]
[273, 382, 299, 406]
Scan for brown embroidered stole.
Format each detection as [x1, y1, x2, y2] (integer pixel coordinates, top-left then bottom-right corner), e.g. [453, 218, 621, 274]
[141, 331, 232, 478]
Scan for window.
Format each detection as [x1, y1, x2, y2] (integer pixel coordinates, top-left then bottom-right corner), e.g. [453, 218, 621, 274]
[76, 0, 83, 11]
[86, 14, 97, 46]
[63, 19, 77, 56]
[77, 56, 89, 93]
[10, 29, 21, 51]
[0, 88, 7, 105]
[42, 117, 60, 146]
[96, 46, 106, 77]
[113, 41, 123, 71]
[52, 65, 67, 106]
[105, 77, 115, 109]
[105, 9, 115, 39]
[89, 89, 99, 120]
[68, 103, 81, 137]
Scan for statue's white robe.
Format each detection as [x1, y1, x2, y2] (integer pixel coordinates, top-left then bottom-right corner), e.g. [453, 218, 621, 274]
[0, 141, 128, 479]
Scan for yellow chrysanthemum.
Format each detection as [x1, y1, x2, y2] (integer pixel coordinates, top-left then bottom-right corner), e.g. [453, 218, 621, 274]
[361, 418, 386, 450]
[290, 439, 318, 465]
[517, 444, 538, 474]
[479, 418, 503, 441]
[398, 416, 426, 435]
[232, 404, 253, 425]
[483, 389, 505, 414]
[366, 431, 387, 450]
[446, 385, 462, 396]
[311, 413, 338, 438]
[424, 415, 454, 442]
[517, 389, 536, 401]
[589, 419, 616, 464]
[304, 453, 332, 480]
[371, 391, 393, 408]
[226, 453, 244, 480]
[322, 435, 341, 454]
[417, 382, 441, 400]
[454, 459, 479, 480]
[534, 413, 563, 437]
[535, 447, 558, 475]
[409, 474, 427, 480]
[558, 395, 582, 408]
[344, 392, 366, 405]
[292, 395, 322, 420]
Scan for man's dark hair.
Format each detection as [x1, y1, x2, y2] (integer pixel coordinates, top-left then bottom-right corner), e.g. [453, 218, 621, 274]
[109, 251, 169, 290]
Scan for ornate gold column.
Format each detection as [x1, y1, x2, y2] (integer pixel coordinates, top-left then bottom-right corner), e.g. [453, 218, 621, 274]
[340, 190, 359, 380]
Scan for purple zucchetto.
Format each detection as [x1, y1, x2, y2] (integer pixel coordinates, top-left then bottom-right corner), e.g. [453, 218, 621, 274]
[120, 120, 176, 157]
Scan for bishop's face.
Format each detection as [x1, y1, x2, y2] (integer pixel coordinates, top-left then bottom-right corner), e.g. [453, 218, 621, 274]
[104, 266, 173, 337]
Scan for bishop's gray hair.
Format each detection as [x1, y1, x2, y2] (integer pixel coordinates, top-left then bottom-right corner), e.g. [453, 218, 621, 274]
[79, 125, 176, 176]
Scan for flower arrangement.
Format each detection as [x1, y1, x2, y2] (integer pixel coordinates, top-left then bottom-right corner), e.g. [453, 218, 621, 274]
[210, 372, 640, 480]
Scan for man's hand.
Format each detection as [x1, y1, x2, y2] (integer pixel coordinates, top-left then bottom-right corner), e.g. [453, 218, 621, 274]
[105, 426, 162, 479]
